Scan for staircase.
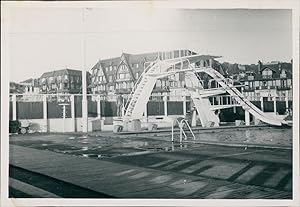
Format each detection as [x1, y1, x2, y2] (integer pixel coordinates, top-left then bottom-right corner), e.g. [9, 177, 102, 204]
[124, 62, 158, 120]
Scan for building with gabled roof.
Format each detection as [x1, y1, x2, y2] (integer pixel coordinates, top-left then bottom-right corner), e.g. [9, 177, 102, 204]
[89, 49, 206, 100]
[239, 60, 292, 107]
[39, 68, 90, 94]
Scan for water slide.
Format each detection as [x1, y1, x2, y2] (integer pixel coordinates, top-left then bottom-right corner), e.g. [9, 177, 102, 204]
[197, 67, 286, 126]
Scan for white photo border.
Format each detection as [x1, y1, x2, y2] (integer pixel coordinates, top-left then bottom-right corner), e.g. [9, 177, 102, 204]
[1, 0, 299, 206]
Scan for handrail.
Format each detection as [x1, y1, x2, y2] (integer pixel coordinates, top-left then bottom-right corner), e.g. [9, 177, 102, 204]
[171, 118, 187, 142]
[171, 118, 195, 143]
[180, 119, 196, 141]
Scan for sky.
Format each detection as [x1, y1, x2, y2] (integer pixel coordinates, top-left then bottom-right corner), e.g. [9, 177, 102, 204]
[7, 7, 292, 82]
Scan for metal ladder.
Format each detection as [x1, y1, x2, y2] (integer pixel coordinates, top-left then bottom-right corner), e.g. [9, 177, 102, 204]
[171, 118, 196, 143]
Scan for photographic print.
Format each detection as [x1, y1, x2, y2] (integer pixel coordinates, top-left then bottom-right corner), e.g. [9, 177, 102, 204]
[1, 1, 299, 206]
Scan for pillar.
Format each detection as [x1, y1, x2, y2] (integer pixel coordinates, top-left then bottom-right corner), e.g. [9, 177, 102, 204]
[183, 96, 186, 117]
[163, 95, 168, 118]
[43, 95, 48, 132]
[70, 95, 75, 132]
[210, 59, 213, 67]
[260, 96, 264, 111]
[191, 109, 197, 127]
[245, 109, 250, 126]
[12, 94, 17, 121]
[144, 102, 148, 119]
[273, 96, 277, 114]
[96, 97, 101, 119]
[285, 93, 289, 110]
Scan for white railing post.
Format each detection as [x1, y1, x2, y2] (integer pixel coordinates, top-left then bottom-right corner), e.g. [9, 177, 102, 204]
[285, 94, 289, 110]
[273, 96, 277, 114]
[163, 95, 168, 118]
[171, 119, 174, 142]
[97, 96, 101, 119]
[183, 96, 186, 117]
[70, 95, 75, 132]
[144, 103, 148, 119]
[245, 109, 250, 126]
[12, 94, 17, 121]
[260, 96, 264, 111]
[43, 95, 48, 132]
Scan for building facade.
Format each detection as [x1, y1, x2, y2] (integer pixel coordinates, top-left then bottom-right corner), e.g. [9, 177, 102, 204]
[89, 49, 219, 101]
[39, 69, 89, 94]
[239, 61, 293, 102]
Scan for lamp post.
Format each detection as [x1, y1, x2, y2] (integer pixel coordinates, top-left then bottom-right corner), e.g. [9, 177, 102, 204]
[82, 8, 88, 133]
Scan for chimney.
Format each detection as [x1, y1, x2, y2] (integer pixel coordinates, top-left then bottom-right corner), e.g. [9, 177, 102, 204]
[258, 60, 262, 74]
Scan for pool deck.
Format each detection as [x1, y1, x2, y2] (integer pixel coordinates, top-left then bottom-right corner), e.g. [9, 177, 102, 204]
[9, 142, 292, 199]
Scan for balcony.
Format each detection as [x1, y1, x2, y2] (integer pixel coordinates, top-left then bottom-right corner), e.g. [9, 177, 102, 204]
[243, 87, 255, 92]
[152, 86, 170, 93]
[115, 88, 132, 94]
[255, 86, 276, 90]
[93, 90, 107, 95]
[276, 86, 291, 91]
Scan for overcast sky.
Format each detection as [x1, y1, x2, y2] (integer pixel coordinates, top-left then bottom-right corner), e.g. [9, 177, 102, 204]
[7, 7, 292, 82]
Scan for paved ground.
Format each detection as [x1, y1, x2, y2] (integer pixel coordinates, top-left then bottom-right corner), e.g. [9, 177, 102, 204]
[9, 127, 292, 199]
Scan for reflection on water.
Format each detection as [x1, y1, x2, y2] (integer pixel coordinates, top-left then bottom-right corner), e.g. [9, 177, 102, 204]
[10, 127, 292, 160]
[194, 127, 292, 146]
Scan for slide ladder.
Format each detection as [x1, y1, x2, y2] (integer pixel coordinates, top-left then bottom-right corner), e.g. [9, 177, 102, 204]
[197, 67, 285, 126]
[124, 57, 196, 120]
[124, 62, 157, 119]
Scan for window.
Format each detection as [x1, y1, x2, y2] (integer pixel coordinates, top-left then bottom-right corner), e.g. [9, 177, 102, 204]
[280, 70, 287, 78]
[64, 75, 68, 79]
[109, 66, 113, 71]
[135, 72, 139, 79]
[156, 80, 161, 88]
[268, 80, 272, 86]
[109, 85, 114, 91]
[119, 73, 125, 79]
[248, 76, 254, 80]
[109, 76, 113, 82]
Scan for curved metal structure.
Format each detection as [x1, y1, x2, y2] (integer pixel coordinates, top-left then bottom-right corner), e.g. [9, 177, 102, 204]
[123, 54, 286, 127]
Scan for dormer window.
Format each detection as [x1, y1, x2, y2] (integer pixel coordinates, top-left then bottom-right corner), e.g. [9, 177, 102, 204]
[247, 75, 254, 80]
[262, 68, 273, 79]
[280, 70, 287, 78]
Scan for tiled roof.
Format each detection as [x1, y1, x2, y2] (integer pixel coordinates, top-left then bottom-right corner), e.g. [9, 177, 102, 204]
[40, 69, 82, 78]
[90, 50, 221, 85]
